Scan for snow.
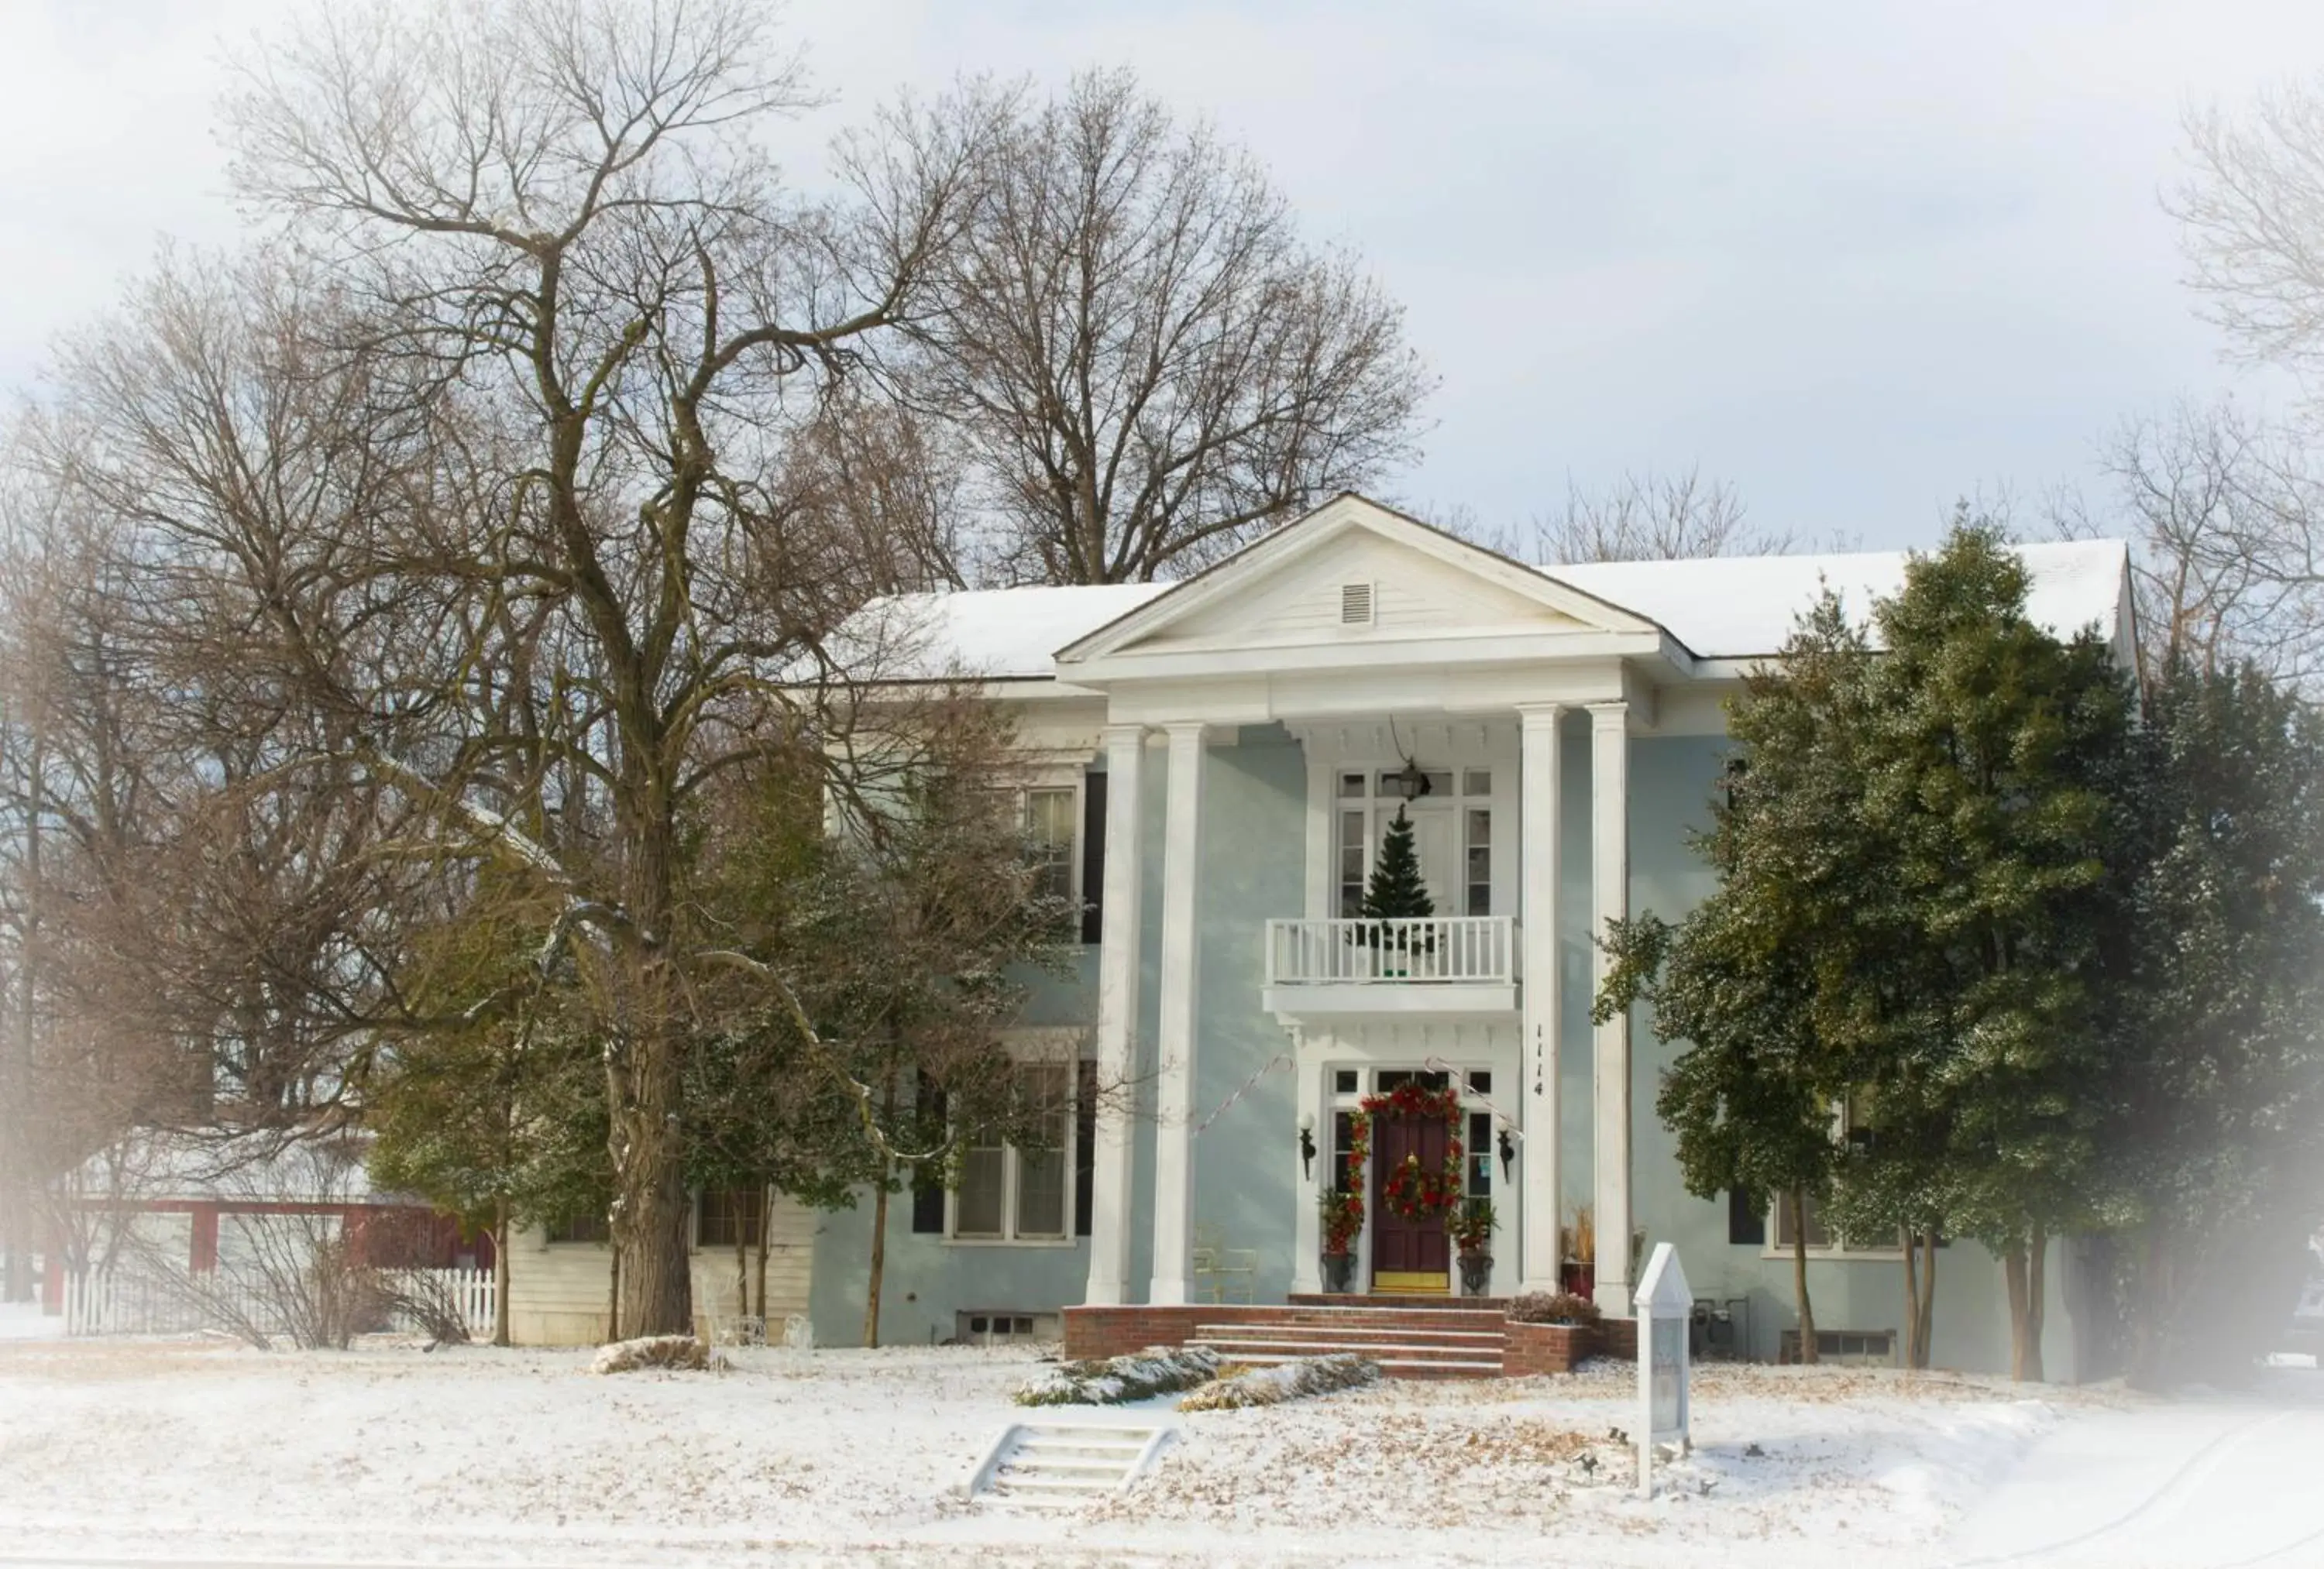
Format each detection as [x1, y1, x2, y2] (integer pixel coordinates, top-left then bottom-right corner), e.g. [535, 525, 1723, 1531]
[0, 1334, 2254, 1567]
[1540, 539, 2130, 661]
[0, 1301, 59, 1341]
[844, 582, 1174, 682]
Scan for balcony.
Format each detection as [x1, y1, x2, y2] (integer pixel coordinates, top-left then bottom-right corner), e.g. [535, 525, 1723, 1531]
[1260, 916, 1518, 1018]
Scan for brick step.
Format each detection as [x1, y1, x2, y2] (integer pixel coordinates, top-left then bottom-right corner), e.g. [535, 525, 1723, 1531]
[1191, 1348, 1504, 1378]
[1190, 1322, 1504, 1345]
[1289, 1293, 1514, 1310]
[1192, 1338, 1501, 1366]
[1207, 1308, 1507, 1331]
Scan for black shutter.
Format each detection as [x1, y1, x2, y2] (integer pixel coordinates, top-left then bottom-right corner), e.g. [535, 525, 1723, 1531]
[1728, 1186, 1766, 1247]
[910, 1075, 949, 1234]
[1080, 771, 1106, 945]
[1074, 1061, 1097, 1237]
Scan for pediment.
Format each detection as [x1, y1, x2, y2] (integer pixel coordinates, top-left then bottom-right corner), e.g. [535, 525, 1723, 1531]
[1057, 495, 1658, 668]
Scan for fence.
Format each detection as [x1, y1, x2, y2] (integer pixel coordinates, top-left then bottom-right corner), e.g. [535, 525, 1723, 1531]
[62, 1265, 497, 1342]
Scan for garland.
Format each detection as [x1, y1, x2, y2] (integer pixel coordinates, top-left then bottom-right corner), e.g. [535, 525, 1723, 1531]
[1319, 1081, 1467, 1254]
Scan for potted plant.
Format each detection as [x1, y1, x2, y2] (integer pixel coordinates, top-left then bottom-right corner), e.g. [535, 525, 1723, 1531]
[1449, 1197, 1497, 1296]
[1318, 1186, 1363, 1294]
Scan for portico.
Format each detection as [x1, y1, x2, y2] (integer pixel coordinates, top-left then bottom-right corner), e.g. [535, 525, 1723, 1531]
[1054, 496, 1669, 1318]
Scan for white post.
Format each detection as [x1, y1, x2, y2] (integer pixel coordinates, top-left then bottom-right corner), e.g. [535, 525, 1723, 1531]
[1148, 721, 1207, 1307]
[1517, 703, 1564, 1293]
[1083, 724, 1147, 1307]
[1292, 1045, 1322, 1293]
[1590, 702, 1633, 1317]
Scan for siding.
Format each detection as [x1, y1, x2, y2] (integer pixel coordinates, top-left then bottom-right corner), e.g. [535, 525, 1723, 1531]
[504, 1193, 818, 1346]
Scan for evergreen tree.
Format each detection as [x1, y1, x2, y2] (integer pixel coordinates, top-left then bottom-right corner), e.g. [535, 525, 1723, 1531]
[1597, 592, 1876, 1363]
[1362, 806, 1435, 922]
[2100, 659, 2324, 1385]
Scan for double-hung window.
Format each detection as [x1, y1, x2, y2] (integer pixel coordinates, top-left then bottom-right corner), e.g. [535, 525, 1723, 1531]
[1024, 786, 1078, 905]
[952, 1060, 1074, 1243]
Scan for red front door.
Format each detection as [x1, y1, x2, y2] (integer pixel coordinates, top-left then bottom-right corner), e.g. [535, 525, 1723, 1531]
[1371, 1113, 1451, 1290]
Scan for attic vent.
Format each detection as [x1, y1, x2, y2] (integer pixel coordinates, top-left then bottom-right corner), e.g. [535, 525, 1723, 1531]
[1340, 582, 1376, 626]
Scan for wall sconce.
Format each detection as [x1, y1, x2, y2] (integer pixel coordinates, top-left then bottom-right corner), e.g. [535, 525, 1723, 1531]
[1299, 1114, 1318, 1180]
[1497, 1126, 1516, 1182]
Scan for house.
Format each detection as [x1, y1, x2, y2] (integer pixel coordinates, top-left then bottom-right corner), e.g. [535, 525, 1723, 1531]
[800, 493, 2135, 1375]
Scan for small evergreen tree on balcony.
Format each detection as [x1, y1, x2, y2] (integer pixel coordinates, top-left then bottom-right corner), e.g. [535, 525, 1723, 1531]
[1361, 807, 1435, 950]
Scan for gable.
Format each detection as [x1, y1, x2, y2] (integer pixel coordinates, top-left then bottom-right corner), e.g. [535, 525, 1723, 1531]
[1129, 527, 1596, 654]
[1058, 494, 1660, 671]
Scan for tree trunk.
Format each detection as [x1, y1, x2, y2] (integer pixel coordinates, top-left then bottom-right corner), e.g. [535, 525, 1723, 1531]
[865, 1174, 891, 1349]
[2005, 1225, 2048, 1382]
[1901, 1229, 1938, 1370]
[735, 1225, 748, 1322]
[754, 1186, 771, 1332]
[607, 1004, 695, 1337]
[605, 1240, 621, 1344]
[1790, 1191, 1818, 1365]
[492, 1197, 511, 1348]
[1915, 1231, 1937, 1369]
[865, 1072, 900, 1348]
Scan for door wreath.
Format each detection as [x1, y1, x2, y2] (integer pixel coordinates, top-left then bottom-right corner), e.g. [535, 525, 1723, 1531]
[1332, 1081, 1466, 1237]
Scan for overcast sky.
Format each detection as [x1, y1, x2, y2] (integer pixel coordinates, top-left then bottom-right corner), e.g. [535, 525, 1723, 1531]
[6, 0, 2323, 551]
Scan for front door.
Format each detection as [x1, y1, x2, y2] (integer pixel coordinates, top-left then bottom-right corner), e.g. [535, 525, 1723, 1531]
[1371, 1112, 1452, 1293]
[1375, 802, 1459, 916]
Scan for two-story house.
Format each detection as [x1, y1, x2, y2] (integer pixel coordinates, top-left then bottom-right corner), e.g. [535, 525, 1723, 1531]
[803, 493, 2134, 1376]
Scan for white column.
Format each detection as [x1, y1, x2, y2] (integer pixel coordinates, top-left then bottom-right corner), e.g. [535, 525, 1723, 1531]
[1291, 1041, 1322, 1293]
[1518, 704, 1564, 1293]
[1082, 723, 1146, 1306]
[1147, 721, 1207, 1307]
[1589, 701, 1633, 1317]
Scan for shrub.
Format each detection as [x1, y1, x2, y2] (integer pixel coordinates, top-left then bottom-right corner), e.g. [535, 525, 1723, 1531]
[1014, 1345, 1220, 1406]
[1177, 1352, 1380, 1410]
[589, 1334, 724, 1374]
[1508, 1291, 1602, 1327]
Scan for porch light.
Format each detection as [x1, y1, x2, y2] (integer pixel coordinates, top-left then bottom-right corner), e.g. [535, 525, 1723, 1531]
[1498, 1125, 1516, 1181]
[1388, 756, 1432, 800]
[1299, 1114, 1318, 1180]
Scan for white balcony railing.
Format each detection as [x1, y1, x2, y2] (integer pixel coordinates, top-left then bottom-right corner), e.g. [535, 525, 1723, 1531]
[1263, 916, 1517, 987]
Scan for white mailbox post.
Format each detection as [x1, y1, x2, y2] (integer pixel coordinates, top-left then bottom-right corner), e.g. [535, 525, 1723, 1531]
[1633, 1241, 1692, 1499]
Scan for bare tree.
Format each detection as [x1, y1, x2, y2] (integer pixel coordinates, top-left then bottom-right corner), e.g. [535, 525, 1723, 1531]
[1534, 468, 1789, 565]
[0, 0, 1007, 1339]
[903, 67, 1432, 584]
[2053, 399, 2324, 691]
[2175, 81, 2324, 374]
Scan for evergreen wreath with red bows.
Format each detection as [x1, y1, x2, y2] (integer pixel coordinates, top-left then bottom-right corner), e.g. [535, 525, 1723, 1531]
[1353, 1080, 1466, 1224]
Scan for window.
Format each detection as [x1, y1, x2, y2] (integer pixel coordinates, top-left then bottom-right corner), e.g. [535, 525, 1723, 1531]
[952, 1062, 1075, 1243]
[1466, 1111, 1493, 1196]
[1464, 808, 1492, 917]
[545, 1209, 609, 1245]
[1769, 1191, 1835, 1250]
[1339, 809, 1368, 917]
[1025, 787, 1077, 904]
[697, 1187, 763, 1249]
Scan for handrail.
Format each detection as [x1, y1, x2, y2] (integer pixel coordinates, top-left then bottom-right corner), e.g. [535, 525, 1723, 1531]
[1264, 915, 1517, 986]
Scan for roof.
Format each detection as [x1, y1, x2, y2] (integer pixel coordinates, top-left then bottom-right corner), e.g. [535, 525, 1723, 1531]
[837, 533, 2130, 681]
[851, 582, 1176, 681]
[1538, 538, 2130, 661]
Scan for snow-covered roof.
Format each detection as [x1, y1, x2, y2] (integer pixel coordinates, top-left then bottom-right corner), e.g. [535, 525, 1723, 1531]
[1538, 539, 2130, 661]
[851, 582, 1176, 681]
[837, 536, 2129, 682]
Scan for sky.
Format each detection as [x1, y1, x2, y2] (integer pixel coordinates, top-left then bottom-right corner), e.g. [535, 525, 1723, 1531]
[5, 0, 2324, 551]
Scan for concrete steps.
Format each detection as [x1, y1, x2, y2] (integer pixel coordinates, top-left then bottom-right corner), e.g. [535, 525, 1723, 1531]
[961, 1422, 1175, 1509]
[1186, 1306, 1509, 1379]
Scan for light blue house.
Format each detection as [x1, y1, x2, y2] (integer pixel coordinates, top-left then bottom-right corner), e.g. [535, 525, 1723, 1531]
[806, 495, 2134, 1376]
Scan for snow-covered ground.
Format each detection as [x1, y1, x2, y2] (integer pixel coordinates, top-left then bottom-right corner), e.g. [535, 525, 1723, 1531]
[0, 1332, 2314, 1567]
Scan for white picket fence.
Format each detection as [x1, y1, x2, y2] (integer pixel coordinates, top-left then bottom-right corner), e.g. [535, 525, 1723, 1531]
[62, 1265, 497, 1341]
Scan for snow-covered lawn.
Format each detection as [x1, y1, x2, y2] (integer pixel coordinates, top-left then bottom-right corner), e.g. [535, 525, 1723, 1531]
[0, 1333, 2154, 1566]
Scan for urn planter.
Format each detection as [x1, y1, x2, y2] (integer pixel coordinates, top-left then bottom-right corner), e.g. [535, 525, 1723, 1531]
[1321, 1252, 1357, 1294]
[1458, 1253, 1494, 1296]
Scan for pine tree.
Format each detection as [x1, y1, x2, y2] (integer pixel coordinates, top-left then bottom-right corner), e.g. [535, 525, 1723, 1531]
[1362, 806, 1435, 922]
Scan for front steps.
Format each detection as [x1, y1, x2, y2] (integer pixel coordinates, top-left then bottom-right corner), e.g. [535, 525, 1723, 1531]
[961, 1421, 1176, 1509]
[1187, 1303, 1508, 1379]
